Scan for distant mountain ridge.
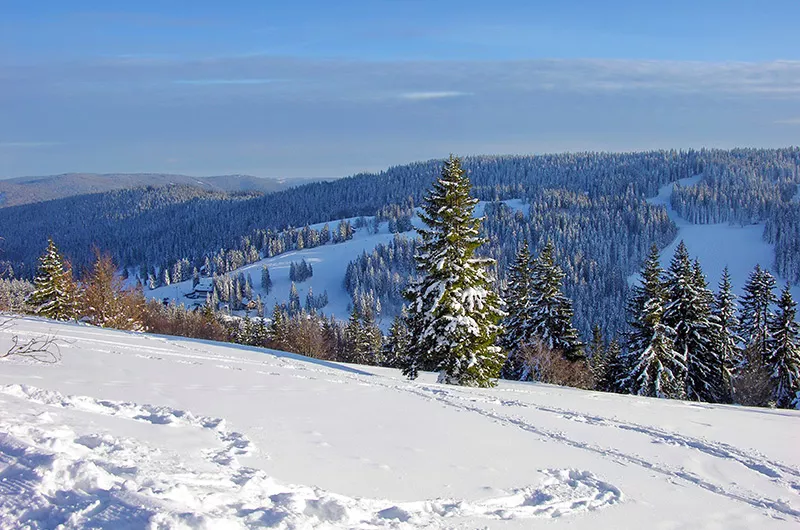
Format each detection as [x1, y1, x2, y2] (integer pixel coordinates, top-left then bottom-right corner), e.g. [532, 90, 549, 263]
[0, 172, 322, 207]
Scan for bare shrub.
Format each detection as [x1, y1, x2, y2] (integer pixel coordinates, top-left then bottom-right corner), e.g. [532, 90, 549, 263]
[517, 341, 594, 389]
[0, 316, 67, 363]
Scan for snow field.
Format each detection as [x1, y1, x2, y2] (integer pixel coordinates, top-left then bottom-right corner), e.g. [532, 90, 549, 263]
[647, 176, 800, 302]
[0, 318, 798, 529]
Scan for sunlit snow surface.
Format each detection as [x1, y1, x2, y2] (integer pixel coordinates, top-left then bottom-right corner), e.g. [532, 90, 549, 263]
[634, 176, 800, 302]
[1, 318, 798, 529]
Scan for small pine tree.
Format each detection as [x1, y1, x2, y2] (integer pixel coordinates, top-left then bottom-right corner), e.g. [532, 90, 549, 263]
[600, 339, 626, 393]
[383, 312, 411, 368]
[269, 304, 289, 348]
[712, 267, 739, 403]
[261, 265, 272, 293]
[288, 282, 301, 314]
[345, 305, 369, 364]
[402, 155, 505, 387]
[767, 285, 800, 408]
[30, 239, 79, 321]
[587, 324, 608, 385]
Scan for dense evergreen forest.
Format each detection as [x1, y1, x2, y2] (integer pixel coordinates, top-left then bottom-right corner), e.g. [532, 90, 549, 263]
[1, 148, 798, 340]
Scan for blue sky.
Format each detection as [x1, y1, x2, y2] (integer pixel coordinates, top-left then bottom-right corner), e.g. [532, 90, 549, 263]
[1, 1, 799, 178]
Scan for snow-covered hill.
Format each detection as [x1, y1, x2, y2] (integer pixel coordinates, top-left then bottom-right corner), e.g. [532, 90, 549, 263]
[631, 176, 800, 302]
[1, 318, 798, 529]
[147, 200, 529, 325]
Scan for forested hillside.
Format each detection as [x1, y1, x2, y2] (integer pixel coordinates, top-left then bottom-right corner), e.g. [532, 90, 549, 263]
[1, 148, 798, 340]
[0, 172, 312, 208]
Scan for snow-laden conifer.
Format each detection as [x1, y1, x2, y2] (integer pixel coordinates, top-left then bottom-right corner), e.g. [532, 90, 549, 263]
[30, 239, 79, 321]
[402, 155, 505, 387]
[739, 265, 777, 367]
[662, 242, 718, 401]
[622, 244, 684, 398]
[767, 285, 800, 408]
[712, 267, 739, 403]
[525, 241, 583, 361]
[500, 241, 534, 379]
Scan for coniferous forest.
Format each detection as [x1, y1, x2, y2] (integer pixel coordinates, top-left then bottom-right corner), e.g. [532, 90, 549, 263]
[1, 150, 799, 408]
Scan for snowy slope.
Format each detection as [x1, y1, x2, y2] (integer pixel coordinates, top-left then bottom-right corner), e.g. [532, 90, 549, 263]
[1, 317, 798, 529]
[147, 200, 529, 324]
[641, 176, 800, 301]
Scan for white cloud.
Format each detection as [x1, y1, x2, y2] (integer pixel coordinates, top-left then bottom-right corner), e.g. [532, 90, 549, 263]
[774, 117, 800, 125]
[398, 91, 472, 101]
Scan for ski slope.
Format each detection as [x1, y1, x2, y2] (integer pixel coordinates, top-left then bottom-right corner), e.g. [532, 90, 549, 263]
[640, 176, 800, 301]
[1, 317, 798, 529]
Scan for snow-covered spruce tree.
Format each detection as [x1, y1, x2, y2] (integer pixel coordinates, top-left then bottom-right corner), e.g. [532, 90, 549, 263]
[344, 305, 380, 365]
[662, 242, 718, 402]
[402, 155, 505, 387]
[269, 303, 289, 349]
[736, 265, 777, 405]
[622, 244, 684, 399]
[525, 241, 583, 361]
[739, 265, 777, 366]
[587, 323, 608, 386]
[767, 285, 800, 408]
[500, 241, 534, 379]
[382, 312, 411, 368]
[712, 267, 739, 403]
[30, 238, 79, 321]
[600, 339, 625, 393]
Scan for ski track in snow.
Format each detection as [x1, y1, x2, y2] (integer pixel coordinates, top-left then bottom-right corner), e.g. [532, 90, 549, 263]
[2, 323, 798, 527]
[0, 383, 621, 529]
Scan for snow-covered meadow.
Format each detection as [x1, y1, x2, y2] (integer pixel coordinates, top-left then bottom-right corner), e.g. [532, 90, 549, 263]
[1, 317, 798, 529]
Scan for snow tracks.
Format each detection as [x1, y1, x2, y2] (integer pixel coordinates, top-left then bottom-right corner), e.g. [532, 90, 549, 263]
[0, 383, 621, 529]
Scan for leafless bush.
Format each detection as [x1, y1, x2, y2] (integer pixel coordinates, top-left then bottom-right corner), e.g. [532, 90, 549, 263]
[0, 316, 66, 363]
[518, 342, 594, 389]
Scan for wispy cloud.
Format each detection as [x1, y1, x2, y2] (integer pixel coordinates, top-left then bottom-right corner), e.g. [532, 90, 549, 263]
[398, 91, 472, 101]
[775, 117, 800, 125]
[0, 142, 61, 148]
[173, 78, 280, 86]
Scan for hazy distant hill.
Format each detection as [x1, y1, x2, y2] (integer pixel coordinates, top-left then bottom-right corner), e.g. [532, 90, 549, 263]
[0, 172, 320, 207]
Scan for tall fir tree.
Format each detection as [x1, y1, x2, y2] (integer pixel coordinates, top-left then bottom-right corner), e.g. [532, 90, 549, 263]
[30, 238, 79, 321]
[766, 285, 800, 408]
[500, 241, 535, 379]
[622, 244, 684, 399]
[712, 267, 739, 403]
[587, 323, 608, 385]
[402, 155, 505, 387]
[525, 241, 583, 361]
[662, 244, 719, 402]
[739, 265, 777, 368]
